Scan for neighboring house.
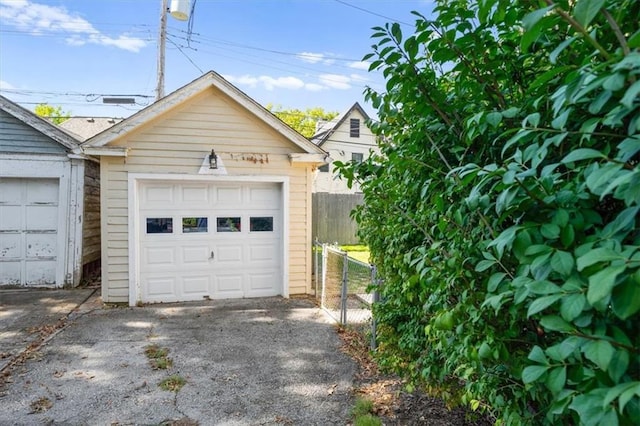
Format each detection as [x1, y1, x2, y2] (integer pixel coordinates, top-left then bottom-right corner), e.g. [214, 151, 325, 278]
[0, 95, 100, 288]
[311, 102, 378, 194]
[82, 71, 328, 306]
[57, 117, 124, 142]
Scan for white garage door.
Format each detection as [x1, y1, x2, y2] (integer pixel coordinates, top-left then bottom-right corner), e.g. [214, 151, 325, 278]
[139, 181, 282, 303]
[0, 178, 59, 286]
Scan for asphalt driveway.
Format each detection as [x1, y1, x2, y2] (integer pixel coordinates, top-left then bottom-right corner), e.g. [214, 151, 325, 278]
[0, 290, 356, 425]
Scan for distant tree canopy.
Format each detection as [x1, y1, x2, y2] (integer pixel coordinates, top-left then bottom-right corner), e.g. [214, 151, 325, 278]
[266, 104, 338, 138]
[34, 103, 70, 125]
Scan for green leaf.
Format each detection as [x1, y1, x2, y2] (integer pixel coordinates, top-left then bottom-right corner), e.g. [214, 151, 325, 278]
[525, 244, 553, 257]
[618, 382, 640, 413]
[522, 5, 555, 30]
[487, 272, 507, 292]
[621, 80, 640, 109]
[486, 111, 502, 128]
[478, 341, 492, 359]
[528, 345, 548, 364]
[522, 365, 549, 384]
[476, 259, 496, 272]
[551, 250, 574, 276]
[551, 109, 571, 130]
[561, 148, 605, 163]
[391, 22, 402, 44]
[603, 382, 639, 409]
[540, 315, 574, 332]
[560, 225, 575, 247]
[576, 248, 621, 270]
[550, 37, 577, 64]
[602, 206, 640, 238]
[573, 0, 605, 27]
[583, 339, 615, 371]
[541, 223, 560, 239]
[528, 294, 563, 317]
[546, 366, 567, 395]
[611, 270, 640, 320]
[529, 280, 562, 294]
[586, 163, 623, 194]
[560, 293, 586, 322]
[587, 264, 626, 305]
[629, 29, 640, 48]
[609, 349, 629, 383]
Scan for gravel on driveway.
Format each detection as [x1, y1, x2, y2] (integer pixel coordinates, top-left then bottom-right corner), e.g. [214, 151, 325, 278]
[0, 296, 357, 425]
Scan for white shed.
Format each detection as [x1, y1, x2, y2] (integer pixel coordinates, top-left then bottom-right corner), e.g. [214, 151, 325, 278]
[0, 95, 100, 287]
[82, 71, 327, 305]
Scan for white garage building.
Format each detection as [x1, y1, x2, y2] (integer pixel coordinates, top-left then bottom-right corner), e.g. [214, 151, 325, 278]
[0, 95, 101, 288]
[82, 72, 327, 305]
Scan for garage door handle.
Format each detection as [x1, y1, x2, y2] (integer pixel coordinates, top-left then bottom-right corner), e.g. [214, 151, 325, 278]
[209, 251, 215, 260]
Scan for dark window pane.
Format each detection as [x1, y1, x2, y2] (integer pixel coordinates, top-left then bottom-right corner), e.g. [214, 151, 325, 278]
[318, 164, 329, 172]
[146, 218, 173, 234]
[352, 152, 363, 163]
[250, 217, 273, 232]
[183, 217, 208, 233]
[217, 217, 241, 232]
[350, 118, 360, 137]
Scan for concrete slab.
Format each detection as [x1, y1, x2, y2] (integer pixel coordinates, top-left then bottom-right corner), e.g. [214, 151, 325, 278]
[0, 295, 357, 425]
[0, 287, 98, 371]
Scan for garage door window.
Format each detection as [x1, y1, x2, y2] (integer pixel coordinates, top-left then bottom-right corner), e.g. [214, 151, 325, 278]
[182, 217, 208, 233]
[217, 217, 241, 232]
[147, 218, 173, 234]
[250, 217, 273, 232]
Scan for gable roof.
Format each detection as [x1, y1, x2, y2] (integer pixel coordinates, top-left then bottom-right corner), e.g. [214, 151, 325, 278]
[0, 94, 81, 152]
[311, 102, 371, 148]
[83, 71, 325, 156]
[58, 116, 123, 141]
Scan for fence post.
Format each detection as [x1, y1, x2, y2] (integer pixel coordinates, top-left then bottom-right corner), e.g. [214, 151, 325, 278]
[340, 251, 348, 325]
[313, 238, 319, 298]
[371, 265, 380, 350]
[321, 243, 327, 310]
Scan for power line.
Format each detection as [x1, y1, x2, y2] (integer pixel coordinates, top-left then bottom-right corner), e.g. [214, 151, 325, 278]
[167, 35, 204, 74]
[332, 0, 413, 26]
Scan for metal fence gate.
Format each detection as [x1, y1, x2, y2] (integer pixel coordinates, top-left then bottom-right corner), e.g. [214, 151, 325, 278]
[313, 241, 379, 349]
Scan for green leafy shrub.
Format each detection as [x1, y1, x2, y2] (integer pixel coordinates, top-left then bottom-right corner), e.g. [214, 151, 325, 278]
[336, 0, 639, 424]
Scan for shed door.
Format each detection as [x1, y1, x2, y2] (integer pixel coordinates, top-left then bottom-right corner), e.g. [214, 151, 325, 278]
[0, 178, 59, 286]
[138, 181, 282, 303]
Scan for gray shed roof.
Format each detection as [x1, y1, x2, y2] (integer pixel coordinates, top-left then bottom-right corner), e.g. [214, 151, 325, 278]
[58, 117, 123, 141]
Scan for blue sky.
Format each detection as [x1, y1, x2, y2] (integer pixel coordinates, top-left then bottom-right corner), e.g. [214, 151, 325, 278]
[0, 0, 434, 119]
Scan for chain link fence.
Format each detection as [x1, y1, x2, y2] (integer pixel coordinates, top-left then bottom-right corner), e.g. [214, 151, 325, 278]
[313, 240, 379, 349]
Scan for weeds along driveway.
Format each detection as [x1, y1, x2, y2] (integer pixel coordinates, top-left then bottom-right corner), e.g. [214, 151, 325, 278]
[0, 297, 357, 425]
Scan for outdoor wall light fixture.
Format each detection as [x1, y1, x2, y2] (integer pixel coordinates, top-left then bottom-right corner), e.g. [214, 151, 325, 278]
[208, 149, 218, 169]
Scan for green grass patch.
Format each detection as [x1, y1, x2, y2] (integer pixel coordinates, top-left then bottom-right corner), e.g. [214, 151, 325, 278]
[144, 344, 168, 359]
[341, 245, 371, 264]
[144, 344, 173, 370]
[351, 397, 381, 426]
[159, 375, 186, 392]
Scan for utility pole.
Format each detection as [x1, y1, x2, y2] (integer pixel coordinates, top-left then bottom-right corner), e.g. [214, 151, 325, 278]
[156, 0, 168, 101]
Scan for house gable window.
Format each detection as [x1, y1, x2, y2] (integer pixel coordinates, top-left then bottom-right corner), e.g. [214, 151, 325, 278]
[352, 152, 363, 163]
[350, 118, 360, 138]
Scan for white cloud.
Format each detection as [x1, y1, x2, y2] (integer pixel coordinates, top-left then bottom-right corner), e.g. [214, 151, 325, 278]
[0, 0, 147, 52]
[297, 52, 325, 64]
[225, 74, 308, 91]
[319, 74, 351, 90]
[0, 80, 15, 90]
[304, 83, 325, 92]
[348, 61, 371, 71]
[223, 75, 259, 88]
[258, 76, 305, 91]
[350, 74, 370, 83]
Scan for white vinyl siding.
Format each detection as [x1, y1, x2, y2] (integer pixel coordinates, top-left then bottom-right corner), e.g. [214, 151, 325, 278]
[100, 89, 313, 303]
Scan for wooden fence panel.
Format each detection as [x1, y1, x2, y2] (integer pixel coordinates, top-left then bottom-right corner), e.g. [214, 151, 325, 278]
[312, 192, 363, 245]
